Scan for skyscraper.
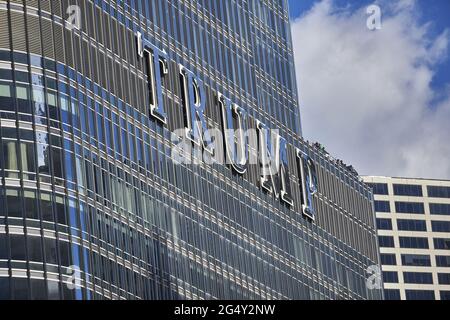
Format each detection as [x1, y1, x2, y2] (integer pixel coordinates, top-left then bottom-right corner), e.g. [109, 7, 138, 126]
[364, 176, 450, 300]
[0, 0, 382, 299]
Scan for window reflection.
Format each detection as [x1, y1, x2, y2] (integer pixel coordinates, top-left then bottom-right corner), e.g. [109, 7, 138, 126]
[47, 280, 60, 300]
[10, 234, 26, 261]
[35, 131, 50, 179]
[27, 236, 43, 262]
[32, 87, 47, 124]
[44, 237, 57, 265]
[24, 190, 38, 219]
[40, 193, 53, 222]
[3, 141, 19, 178]
[6, 189, 21, 217]
[20, 142, 36, 180]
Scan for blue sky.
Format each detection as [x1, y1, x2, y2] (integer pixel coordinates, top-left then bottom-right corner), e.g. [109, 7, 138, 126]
[289, 0, 450, 102]
[289, 0, 450, 179]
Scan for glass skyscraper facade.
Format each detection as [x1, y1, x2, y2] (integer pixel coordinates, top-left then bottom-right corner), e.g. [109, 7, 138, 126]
[0, 0, 382, 300]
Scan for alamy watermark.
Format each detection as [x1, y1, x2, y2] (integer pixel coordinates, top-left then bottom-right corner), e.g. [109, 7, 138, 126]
[366, 4, 382, 30]
[170, 124, 284, 175]
[66, 5, 81, 30]
[366, 265, 382, 290]
[66, 265, 82, 290]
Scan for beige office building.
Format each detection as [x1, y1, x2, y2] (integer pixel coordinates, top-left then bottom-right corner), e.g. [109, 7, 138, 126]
[363, 176, 450, 300]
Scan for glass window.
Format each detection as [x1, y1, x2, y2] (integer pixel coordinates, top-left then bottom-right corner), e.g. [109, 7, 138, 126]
[40, 193, 53, 222]
[436, 256, 450, 267]
[51, 147, 63, 179]
[24, 190, 38, 219]
[380, 253, 396, 265]
[0, 277, 10, 300]
[20, 142, 36, 176]
[397, 219, 427, 231]
[441, 291, 450, 300]
[376, 218, 392, 230]
[44, 238, 58, 265]
[374, 200, 390, 212]
[3, 141, 19, 175]
[59, 240, 71, 266]
[432, 221, 450, 233]
[55, 195, 66, 225]
[395, 202, 425, 214]
[0, 83, 13, 109]
[36, 133, 50, 176]
[6, 189, 21, 217]
[16, 85, 31, 114]
[430, 203, 450, 215]
[0, 233, 8, 260]
[403, 272, 433, 284]
[10, 234, 26, 261]
[11, 277, 28, 300]
[16, 86, 28, 100]
[0, 84, 11, 97]
[47, 92, 57, 107]
[379, 236, 394, 248]
[47, 280, 60, 300]
[367, 183, 388, 195]
[382, 271, 398, 283]
[393, 184, 423, 196]
[438, 273, 450, 285]
[427, 186, 450, 198]
[384, 289, 400, 300]
[27, 236, 43, 262]
[399, 237, 429, 249]
[434, 238, 450, 250]
[401, 254, 431, 267]
[30, 279, 47, 300]
[405, 290, 435, 300]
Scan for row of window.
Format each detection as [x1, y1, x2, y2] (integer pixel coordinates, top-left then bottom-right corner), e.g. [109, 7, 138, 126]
[383, 271, 450, 286]
[369, 183, 450, 199]
[395, 202, 425, 214]
[384, 289, 450, 301]
[405, 290, 435, 300]
[393, 184, 423, 197]
[402, 254, 430, 266]
[374, 201, 390, 213]
[380, 253, 450, 267]
[383, 272, 433, 284]
[368, 183, 389, 195]
[428, 186, 450, 199]
[398, 219, 427, 231]
[438, 273, 450, 285]
[430, 203, 450, 215]
[375, 200, 425, 214]
[376, 218, 426, 231]
[376, 218, 450, 232]
[379, 236, 450, 249]
[375, 200, 450, 215]
[432, 221, 450, 232]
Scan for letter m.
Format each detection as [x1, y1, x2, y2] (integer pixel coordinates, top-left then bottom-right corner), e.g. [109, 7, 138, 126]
[257, 121, 293, 206]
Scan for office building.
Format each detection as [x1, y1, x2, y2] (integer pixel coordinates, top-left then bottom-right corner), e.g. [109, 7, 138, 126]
[364, 176, 450, 300]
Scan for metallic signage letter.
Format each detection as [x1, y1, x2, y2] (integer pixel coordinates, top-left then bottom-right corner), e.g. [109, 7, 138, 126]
[279, 137, 294, 206]
[137, 31, 168, 123]
[179, 65, 213, 154]
[218, 93, 248, 174]
[297, 149, 318, 219]
[257, 121, 294, 206]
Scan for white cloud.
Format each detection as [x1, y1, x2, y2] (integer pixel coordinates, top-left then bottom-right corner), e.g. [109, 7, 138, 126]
[291, 0, 450, 179]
